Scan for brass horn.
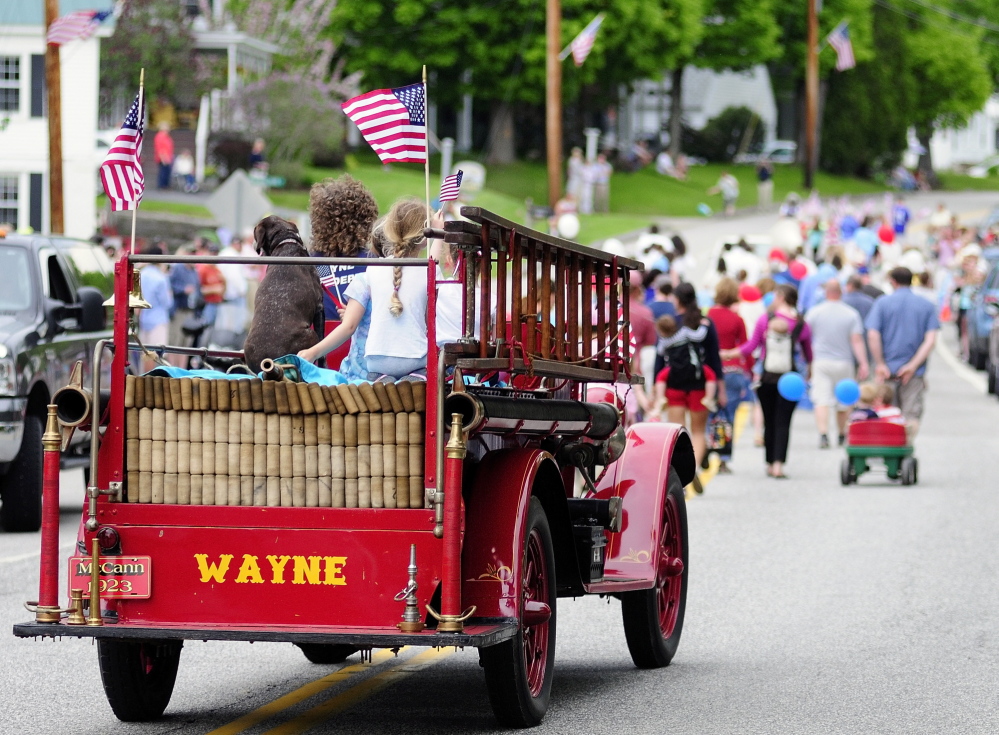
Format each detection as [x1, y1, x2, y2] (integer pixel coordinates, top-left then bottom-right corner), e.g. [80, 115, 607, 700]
[102, 270, 151, 309]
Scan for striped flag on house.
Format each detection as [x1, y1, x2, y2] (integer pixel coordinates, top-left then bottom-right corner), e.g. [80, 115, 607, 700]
[99, 92, 145, 211]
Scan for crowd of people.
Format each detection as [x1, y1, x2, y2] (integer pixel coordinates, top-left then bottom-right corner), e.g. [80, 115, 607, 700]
[622, 192, 976, 485]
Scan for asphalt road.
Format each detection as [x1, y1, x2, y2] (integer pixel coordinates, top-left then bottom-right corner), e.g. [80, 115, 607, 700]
[4, 195, 999, 734]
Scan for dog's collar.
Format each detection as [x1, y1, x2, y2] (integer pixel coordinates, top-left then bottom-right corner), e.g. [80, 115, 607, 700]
[276, 237, 301, 248]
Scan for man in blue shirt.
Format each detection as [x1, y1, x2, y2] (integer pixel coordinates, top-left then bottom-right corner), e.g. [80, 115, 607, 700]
[865, 267, 940, 438]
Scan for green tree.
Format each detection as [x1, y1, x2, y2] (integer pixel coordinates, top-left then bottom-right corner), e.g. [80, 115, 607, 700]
[667, 0, 783, 158]
[99, 0, 202, 105]
[820, 3, 911, 177]
[327, 0, 703, 162]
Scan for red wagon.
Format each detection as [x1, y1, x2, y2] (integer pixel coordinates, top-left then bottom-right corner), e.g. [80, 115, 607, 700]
[841, 418, 917, 486]
[14, 208, 694, 727]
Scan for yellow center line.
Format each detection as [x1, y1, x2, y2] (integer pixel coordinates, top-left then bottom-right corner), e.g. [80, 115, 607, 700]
[206, 648, 400, 735]
[261, 647, 455, 735]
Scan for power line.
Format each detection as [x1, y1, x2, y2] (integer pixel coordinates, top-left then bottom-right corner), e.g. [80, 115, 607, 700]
[897, 0, 999, 35]
[873, 0, 999, 45]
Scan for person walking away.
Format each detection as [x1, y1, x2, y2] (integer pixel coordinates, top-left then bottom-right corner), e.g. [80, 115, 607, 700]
[138, 243, 174, 373]
[866, 266, 940, 440]
[842, 275, 875, 322]
[891, 196, 911, 244]
[627, 271, 659, 405]
[707, 278, 749, 473]
[654, 282, 725, 490]
[566, 147, 584, 199]
[154, 123, 174, 190]
[805, 279, 869, 448]
[194, 240, 225, 329]
[724, 284, 812, 478]
[216, 237, 249, 337]
[708, 171, 740, 216]
[592, 153, 613, 213]
[168, 244, 201, 365]
[756, 158, 774, 210]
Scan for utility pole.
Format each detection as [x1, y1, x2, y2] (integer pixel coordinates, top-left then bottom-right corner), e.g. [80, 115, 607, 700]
[803, 0, 818, 191]
[44, 0, 64, 234]
[546, 0, 562, 208]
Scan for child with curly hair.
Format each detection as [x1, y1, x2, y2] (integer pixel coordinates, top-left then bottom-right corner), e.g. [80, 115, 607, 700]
[308, 175, 379, 378]
[300, 198, 441, 381]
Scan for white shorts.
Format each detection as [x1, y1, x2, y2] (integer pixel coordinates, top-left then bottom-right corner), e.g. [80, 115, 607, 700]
[810, 359, 855, 408]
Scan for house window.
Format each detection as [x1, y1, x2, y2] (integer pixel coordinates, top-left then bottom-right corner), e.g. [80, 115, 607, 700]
[0, 57, 20, 113]
[0, 176, 18, 228]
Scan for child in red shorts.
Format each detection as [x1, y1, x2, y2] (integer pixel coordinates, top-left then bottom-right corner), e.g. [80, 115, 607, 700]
[653, 315, 718, 417]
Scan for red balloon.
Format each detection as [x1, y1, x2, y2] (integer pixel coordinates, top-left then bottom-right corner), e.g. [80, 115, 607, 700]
[878, 224, 894, 243]
[789, 260, 807, 280]
[738, 283, 762, 302]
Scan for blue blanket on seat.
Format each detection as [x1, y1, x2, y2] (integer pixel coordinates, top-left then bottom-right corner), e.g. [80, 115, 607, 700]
[144, 355, 352, 386]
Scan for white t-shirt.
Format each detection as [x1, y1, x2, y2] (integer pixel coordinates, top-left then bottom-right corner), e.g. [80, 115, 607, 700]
[347, 264, 442, 360]
[436, 282, 464, 347]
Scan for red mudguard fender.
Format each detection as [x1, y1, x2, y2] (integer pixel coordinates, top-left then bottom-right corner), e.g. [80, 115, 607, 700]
[461, 448, 567, 619]
[594, 422, 694, 585]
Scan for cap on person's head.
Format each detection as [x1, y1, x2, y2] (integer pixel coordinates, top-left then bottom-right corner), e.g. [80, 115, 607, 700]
[768, 248, 788, 263]
[889, 266, 913, 286]
[957, 243, 982, 260]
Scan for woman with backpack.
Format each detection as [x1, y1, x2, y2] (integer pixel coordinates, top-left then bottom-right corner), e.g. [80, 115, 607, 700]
[654, 282, 725, 486]
[723, 284, 813, 479]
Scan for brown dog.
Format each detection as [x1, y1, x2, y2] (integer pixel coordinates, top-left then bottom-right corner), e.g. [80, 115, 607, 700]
[242, 216, 324, 372]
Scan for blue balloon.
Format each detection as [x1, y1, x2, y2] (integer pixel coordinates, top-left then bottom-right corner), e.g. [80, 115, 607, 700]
[777, 371, 807, 402]
[697, 203, 713, 216]
[834, 378, 861, 405]
[763, 291, 776, 307]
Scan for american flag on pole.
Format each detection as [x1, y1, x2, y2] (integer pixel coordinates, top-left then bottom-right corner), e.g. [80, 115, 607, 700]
[567, 13, 605, 67]
[341, 83, 427, 164]
[438, 170, 463, 203]
[46, 9, 112, 45]
[100, 93, 145, 211]
[826, 22, 856, 71]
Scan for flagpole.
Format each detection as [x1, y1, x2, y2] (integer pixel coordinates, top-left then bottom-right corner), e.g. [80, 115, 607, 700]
[45, 0, 64, 233]
[128, 68, 145, 254]
[423, 65, 431, 229]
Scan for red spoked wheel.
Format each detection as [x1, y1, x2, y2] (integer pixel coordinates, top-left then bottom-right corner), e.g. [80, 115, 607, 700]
[481, 497, 556, 726]
[621, 467, 688, 669]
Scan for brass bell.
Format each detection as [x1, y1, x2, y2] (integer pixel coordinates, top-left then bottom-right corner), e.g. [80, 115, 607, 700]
[103, 270, 151, 309]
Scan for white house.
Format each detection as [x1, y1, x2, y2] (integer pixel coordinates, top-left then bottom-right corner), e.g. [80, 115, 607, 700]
[615, 64, 778, 149]
[0, 0, 112, 238]
[903, 95, 999, 171]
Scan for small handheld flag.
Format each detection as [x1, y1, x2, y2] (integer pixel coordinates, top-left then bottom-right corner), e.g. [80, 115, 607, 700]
[560, 13, 605, 67]
[438, 170, 463, 203]
[342, 83, 427, 164]
[826, 22, 856, 71]
[100, 92, 145, 211]
[46, 9, 112, 46]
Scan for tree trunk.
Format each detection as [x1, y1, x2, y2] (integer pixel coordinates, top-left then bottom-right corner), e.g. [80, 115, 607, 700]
[485, 103, 516, 165]
[916, 126, 940, 189]
[668, 67, 684, 159]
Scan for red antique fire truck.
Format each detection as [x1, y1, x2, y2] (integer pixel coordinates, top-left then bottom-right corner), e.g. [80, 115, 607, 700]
[15, 208, 693, 727]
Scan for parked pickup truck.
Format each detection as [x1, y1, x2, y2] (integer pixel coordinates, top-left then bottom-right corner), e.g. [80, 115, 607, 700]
[0, 232, 113, 531]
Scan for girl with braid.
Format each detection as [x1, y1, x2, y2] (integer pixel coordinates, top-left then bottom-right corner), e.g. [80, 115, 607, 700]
[299, 198, 442, 381]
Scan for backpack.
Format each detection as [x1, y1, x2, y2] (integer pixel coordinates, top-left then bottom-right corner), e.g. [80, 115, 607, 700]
[761, 314, 804, 384]
[664, 327, 706, 391]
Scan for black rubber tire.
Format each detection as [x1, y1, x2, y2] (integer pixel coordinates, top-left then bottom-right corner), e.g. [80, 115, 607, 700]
[840, 459, 852, 486]
[988, 362, 997, 395]
[295, 643, 357, 664]
[98, 639, 183, 722]
[911, 457, 919, 485]
[481, 497, 556, 728]
[972, 347, 987, 371]
[621, 467, 688, 669]
[0, 414, 43, 533]
[900, 457, 916, 486]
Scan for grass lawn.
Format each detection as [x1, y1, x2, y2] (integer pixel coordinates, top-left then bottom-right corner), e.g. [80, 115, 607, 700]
[98, 195, 214, 219]
[936, 172, 999, 192]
